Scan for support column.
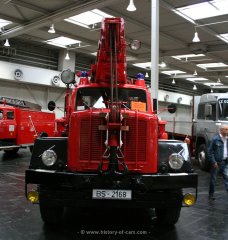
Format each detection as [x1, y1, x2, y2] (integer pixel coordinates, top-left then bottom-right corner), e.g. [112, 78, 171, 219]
[151, 0, 159, 111]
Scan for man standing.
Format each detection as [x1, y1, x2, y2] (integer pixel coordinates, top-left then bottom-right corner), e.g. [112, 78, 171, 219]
[208, 125, 228, 200]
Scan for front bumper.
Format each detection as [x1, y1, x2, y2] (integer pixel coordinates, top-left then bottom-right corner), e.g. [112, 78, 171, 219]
[25, 169, 198, 208]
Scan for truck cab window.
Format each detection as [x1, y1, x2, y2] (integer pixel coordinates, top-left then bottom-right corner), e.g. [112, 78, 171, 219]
[75, 88, 147, 111]
[7, 111, 14, 120]
[206, 103, 216, 121]
[218, 99, 228, 120]
[197, 104, 205, 119]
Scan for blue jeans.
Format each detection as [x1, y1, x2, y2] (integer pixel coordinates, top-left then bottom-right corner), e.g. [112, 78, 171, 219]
[209, 160, 228, 196]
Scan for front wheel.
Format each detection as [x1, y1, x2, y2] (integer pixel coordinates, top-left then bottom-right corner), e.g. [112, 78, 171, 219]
[39, 201, 64, 225]
[197, 144, 210, 171]
[155, 206, 181, 225]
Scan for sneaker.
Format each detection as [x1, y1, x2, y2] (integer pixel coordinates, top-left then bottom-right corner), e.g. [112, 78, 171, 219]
[208, 195, 215, 200]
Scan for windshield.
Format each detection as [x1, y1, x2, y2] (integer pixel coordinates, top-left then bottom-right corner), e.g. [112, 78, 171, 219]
[75, 87, 147, 111]
[218, 99, 228, 120]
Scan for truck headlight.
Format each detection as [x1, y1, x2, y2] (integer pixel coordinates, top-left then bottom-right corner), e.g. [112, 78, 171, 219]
[168, 153, 184, 170]
[41, 150, 57, 166]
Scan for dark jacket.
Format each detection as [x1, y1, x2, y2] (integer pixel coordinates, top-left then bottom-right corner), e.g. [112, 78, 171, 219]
[208, 133, 226, 165]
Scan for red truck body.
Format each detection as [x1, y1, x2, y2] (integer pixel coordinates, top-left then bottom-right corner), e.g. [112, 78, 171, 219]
[25, 18, 197, 226]
[0, 99, 55, 152]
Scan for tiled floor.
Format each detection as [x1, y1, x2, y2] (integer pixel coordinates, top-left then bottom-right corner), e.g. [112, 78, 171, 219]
[0, 149, 228, 240]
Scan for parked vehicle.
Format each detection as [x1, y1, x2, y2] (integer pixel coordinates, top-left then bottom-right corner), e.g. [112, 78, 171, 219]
[160, 93, 228, 171]
[25, 18, 197, 225]
[0, 97, 56, 153]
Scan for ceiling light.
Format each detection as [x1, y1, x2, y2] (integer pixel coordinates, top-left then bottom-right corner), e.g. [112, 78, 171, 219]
[127, 0, 136, 11]
[186, 77, 208, 81]
[211, 88, 213, 93]
[193, 85, 197, 90]
[145, 72, 149, 78]
[65, 9, 113, 29]
[65, 51, 70, 60]
[133, 62, 151, 69]
[48, 24, 55, 34]
[204, 82, 223, 86]
[197, 62, 228, 69]
[177, 1, 228, 20]
[172, 79, 175, 84]
[192, 30, 200, 42]
[160, 61, 167, 68]
[193, 70, 198, 76]
[172, 54, 205, 60]
[0, 19, 12, 28]
[4, 39, 10, 47]
[46, 36, 81, 48]
[161, 70, 186, 75]
[217, 78, 221, 83]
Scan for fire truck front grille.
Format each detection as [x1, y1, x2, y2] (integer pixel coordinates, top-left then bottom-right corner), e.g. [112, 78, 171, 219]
[80, 116, 104, 161]
[122, 118, 147, 162]
[79, 115, 147, 164]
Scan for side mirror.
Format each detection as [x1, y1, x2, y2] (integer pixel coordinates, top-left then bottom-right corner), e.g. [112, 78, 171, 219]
[205, 104, 212, 117]
[48, 101, 56, 111]
[167, 103, 177, 114]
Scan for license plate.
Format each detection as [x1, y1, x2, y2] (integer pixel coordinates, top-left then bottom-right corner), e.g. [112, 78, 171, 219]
[92, 189, 132, 200]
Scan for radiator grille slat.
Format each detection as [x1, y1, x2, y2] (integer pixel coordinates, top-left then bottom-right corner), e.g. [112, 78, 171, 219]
[122, 118, 147, 162]
[79, 115, 147, 164]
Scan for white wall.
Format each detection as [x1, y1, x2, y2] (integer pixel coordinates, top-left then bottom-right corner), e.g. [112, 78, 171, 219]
[0, 61, 66, 118]
[158, 90, 193, 136]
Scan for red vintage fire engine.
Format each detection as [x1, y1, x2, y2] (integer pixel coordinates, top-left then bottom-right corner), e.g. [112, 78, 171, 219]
[25, 18, 198, 225]
[0, 97, 55, 153]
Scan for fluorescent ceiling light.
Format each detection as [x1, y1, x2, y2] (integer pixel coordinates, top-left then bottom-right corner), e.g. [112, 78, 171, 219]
[219, 33, 228, 43]
[177, 0, 228, 20]
[203, 82, 223, 86]
[186, 77, 208, 81]
[0, 19, 12, 28]
[65, 9, 113, 29]
[172, 54, 205, 60]
[133, 62, 151, 69]
[126, 56, 137, 61]
[161, 70, 186, 75]
[46, 36, 80, 48]
[197, 62, 228, 69]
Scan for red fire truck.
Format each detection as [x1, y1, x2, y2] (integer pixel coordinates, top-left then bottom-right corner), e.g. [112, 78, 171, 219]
[25, 18, 198, 225]
[0, 97, 55, 153]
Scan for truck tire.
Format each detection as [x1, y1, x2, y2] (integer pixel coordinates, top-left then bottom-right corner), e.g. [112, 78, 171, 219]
[197, 144, 210, 171]
[39, 201, 64, 225]
[155, 206, 181, 225]
[29, 146, 33, 153]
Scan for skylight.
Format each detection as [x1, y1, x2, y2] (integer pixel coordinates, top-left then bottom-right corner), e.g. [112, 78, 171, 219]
[46, 36, 81, 48]
[186, 77, 208, 81]
[203, 82, 223, 86]
[219, 33, 228, 43]
[0, 19, 12, 29]
[65, 9, 113, 29]
[133, 62, 151, 69]
[177, 0, 228, 20]
[172, 54, 205, 61]
[161, 70, 186, 75]
[197, 62, 228, 69]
